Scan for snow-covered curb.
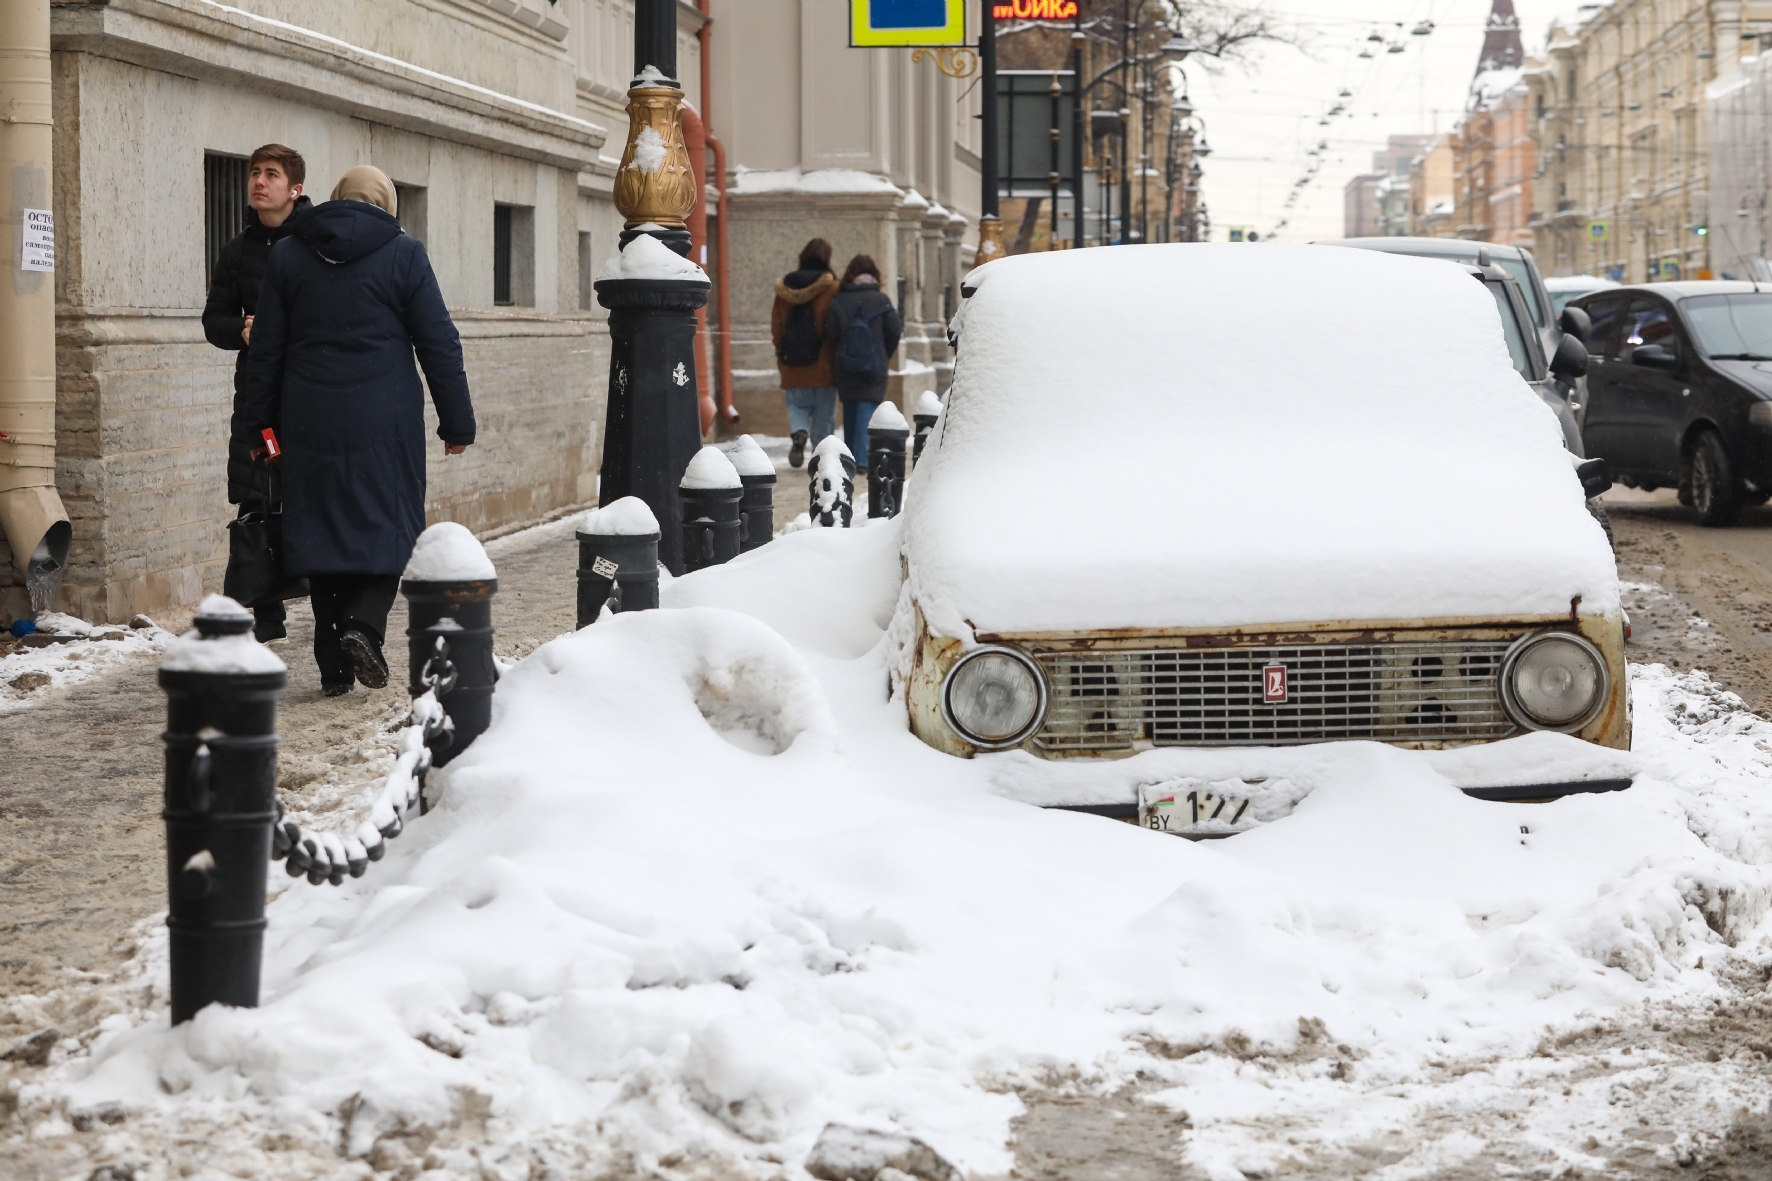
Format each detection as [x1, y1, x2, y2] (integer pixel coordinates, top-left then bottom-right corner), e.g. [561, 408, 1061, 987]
[0, 613, 174, 713]
[14, 526, 1772, 1179]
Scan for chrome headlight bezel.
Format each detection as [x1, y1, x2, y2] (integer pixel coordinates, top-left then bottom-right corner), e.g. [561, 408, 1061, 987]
[1499, 630, 1609, 733]
[940, 645, 1049, 750]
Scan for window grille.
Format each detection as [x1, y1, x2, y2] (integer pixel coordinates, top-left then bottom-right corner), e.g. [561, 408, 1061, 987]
[204, 154, 250, 278]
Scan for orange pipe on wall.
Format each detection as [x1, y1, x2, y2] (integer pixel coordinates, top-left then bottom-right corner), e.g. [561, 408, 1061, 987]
[696, 0, 736, 425]
[682, 102, 715, 435]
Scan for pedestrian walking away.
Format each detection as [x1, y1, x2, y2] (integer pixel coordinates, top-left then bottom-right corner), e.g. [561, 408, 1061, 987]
[239, 165, 476, 697]
[825, 253, 901, 469]
[771, 238, 839, 467]
[202, 144, 313, 643]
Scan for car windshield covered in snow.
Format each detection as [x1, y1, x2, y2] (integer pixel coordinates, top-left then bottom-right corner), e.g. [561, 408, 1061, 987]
[897, 244, 1625, 790]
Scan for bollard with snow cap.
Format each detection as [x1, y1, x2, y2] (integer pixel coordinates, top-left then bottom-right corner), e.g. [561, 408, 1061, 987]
[724, 434, 776, 552]
[401, 523, 497, 766]
[576, 496, 661, 625]
[866, 401, 910, 519]
[159, 595, 287, 1024]
[912, 390, 942, 463]
[680, 445, 744, 571]
[808, 435, 856, 528]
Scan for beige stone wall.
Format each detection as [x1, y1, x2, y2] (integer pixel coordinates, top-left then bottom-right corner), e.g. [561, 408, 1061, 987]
[0, 3, 620, 625]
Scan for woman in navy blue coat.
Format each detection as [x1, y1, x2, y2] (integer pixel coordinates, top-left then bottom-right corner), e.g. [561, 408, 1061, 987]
[240, 166, 475, 695]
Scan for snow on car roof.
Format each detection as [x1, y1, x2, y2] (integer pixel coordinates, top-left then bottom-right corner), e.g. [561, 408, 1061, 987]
[904, 243, 1618, 638]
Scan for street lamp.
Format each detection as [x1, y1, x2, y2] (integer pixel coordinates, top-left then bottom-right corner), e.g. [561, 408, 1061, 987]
[594, 0, 708, 575]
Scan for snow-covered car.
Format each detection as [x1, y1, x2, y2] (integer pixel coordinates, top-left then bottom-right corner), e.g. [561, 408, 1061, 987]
[896, 244, 1629, 815]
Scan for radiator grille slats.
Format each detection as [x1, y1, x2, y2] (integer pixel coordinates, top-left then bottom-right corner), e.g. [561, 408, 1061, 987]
[1033, 642, 1515, 749]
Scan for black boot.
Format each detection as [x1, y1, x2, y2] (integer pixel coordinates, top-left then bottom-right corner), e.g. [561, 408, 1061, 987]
[339, 627, 390, 689]
[789, 430, 808, 469]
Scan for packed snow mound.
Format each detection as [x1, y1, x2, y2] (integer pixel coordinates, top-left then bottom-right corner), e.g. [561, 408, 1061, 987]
[681, 444, 743, 490]
[595, 232, 707, 283]
[46, 521, 1772, 1179]
[578, 495, 660, 536]
[907, 243, 1618, 638]
[403, 521, 495, 581]
[915, 390, 943, 418]
[868, 401, 908, 432]
[723, 434, 775, 478]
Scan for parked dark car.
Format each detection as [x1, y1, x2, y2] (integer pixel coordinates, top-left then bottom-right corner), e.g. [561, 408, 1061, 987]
[1570, 281, 1772, 525]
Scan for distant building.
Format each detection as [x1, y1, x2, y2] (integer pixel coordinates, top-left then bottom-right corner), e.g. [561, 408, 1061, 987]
[1343, 172, 1385, 238]
[1409, 137, 1457, 237]
[1526, 0, 1747, 280]
[1450, 0, 1533, 246]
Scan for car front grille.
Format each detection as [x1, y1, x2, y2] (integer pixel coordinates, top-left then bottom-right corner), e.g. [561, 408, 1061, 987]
[1032, 641, 1516, 750]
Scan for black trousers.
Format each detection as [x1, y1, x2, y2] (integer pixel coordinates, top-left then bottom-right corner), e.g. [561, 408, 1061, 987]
[309, 573, 400, 687]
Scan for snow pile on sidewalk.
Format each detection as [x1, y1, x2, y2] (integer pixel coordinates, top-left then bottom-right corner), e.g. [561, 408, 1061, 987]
[0, 613, 173, 713]
[26, 524, 1772, 1179]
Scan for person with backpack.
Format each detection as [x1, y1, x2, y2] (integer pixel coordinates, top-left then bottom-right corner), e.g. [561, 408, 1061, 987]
[824, 254, 902, 468]
[770, 239, 839, 467]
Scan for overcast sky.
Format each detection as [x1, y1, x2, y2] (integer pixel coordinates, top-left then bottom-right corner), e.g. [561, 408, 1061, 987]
[1184, 0, 1565, 241]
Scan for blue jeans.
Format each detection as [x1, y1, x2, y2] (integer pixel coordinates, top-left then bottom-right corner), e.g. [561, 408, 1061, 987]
[785, 387, 836, 447]
[843, 400, 878, 468]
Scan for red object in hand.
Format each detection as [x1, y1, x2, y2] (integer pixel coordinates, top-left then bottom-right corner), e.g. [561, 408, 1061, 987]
[260, 428, 281, 458]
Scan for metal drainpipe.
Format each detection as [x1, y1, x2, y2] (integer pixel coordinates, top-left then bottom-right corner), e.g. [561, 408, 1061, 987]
[0, 0, 72, 617]
[682, 101, 715, 435]
[695, 0, 735, 426]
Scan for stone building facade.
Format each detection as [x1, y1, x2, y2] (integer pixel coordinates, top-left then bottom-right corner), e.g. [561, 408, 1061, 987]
[1525, 0, 1772, 280]
[4, 0, 722, 625]
[703, 0, 982, 438]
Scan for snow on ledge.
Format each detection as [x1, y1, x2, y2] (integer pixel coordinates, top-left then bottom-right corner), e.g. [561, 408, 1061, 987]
[730, 167, 903, 197]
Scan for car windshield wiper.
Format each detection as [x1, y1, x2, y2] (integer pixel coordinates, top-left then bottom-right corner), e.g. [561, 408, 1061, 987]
[1706, 353, 1772, 361]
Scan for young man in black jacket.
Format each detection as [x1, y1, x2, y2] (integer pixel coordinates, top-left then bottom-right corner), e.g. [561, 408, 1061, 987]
[202, 144, 310, 641]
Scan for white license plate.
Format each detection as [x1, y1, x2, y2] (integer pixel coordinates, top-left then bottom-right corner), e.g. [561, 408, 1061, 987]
[1138, 777, 1302, 838]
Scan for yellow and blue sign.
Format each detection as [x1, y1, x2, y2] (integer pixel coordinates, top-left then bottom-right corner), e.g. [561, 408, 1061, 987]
[851, 0, 967, 47]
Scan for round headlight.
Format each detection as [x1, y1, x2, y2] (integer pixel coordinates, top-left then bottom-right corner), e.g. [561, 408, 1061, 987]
[1501, 632, 1608, 732]
[942, 646, 1047, 749]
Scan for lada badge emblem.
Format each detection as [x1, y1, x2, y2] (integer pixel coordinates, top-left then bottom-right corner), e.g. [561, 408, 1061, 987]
[1263, 662, 1288, 704]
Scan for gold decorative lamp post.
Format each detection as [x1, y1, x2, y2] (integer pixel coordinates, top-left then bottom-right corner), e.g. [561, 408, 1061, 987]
[593, 0, 710, 575]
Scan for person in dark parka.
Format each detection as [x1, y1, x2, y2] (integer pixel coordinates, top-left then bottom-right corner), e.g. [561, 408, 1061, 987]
[202, 143, 312, 642]
[823, 254, 902, 468]
[239, 165, 475, 696]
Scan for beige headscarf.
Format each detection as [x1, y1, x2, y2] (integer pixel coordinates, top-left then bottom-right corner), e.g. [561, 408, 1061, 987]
[330, 165, 398, 215]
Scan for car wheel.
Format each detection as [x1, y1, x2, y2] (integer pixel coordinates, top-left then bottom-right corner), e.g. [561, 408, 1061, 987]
[1688, 430, 1742, 526]
[1586, 498, 1615, 553]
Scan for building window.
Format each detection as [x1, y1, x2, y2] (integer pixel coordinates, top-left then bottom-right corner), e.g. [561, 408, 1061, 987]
[493, 204, 535, 307]
[494, 206, 513, 304]
[578, 231, 593, 311]
[204, 153, 249, 277]
[394, 184, 428, 243]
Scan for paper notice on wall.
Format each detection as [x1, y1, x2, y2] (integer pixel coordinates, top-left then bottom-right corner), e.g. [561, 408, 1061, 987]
[20, 209, 54, 272]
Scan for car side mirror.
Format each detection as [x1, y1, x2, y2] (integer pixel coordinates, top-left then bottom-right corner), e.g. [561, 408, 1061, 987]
[1576, 456, 1612, 499]
[1630, 343, 1679, 371]
[1550, 333, 1589, 379]
[1559, 306, 1591, 343]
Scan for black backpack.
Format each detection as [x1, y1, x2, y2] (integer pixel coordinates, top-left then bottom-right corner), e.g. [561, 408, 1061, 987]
[778, 299, 824, 367]
[834, 299, 892, 381]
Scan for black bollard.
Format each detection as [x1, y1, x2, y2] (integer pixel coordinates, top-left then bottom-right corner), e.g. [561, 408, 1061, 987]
[401, 524, 498, 767]
[576, 496, 661, 625]
[809, 436, 856, 528]
[866, 401, 910, 519]
[725, 435, 776, 552]
[596, 232, 710, 577]
[912, 390, 942, 463]
[680, 445, 744, 572]
[159, 595, 287, 1024]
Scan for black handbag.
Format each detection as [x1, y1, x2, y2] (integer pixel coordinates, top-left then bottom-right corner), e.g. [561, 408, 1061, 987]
[223, 467, 309, 606]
